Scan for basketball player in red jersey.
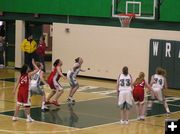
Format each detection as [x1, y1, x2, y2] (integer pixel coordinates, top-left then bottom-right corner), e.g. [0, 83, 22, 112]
[46, 59, 66, 106]
[133, 72, 151, 120]
[12, 59, 39, 122]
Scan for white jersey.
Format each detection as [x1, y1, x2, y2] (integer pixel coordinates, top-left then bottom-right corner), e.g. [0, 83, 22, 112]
[118, 74, 132, 92]
[68, 63, 81, 79]
[74, 67, 81, 78]
[151, 74, 165, 90]
[31, 70, 41, 87]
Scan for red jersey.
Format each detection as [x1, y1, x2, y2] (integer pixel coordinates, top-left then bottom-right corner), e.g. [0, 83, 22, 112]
[17, 73, 31, 105]
[48, 65, 61, 89]
[36, 42, 46, 56]
[134, 80, 145, 89]
[19, 73, 29, 91]
[133, 80, 145, 102]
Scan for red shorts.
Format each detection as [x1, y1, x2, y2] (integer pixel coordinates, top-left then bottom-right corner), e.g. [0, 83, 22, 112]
[17, 87, 31, 106]
[48, 79, 55, 89]
[48, 79, 63, 90]
[133, 87, 144, 102]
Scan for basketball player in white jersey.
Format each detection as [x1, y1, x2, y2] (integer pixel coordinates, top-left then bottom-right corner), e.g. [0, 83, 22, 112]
[117, 66, 133, 124]
[30, 62, 49, 112]
[67, 57, 85, 103]
[150, 67, 170, 115]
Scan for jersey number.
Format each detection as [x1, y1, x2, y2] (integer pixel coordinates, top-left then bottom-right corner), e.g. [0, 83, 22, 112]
[120, 79, 131, 87]
[32, 74, 39, 81]
[154, 78, 163, 85]
[20, 76, 28, 84]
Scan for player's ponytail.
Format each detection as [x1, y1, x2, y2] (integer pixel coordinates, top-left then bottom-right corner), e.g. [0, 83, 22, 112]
[133, 72, 145, 86]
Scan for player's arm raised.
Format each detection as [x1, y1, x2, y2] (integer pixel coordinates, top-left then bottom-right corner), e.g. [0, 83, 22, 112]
[28, 59, 39, 77]
[40, 71, 48, 86]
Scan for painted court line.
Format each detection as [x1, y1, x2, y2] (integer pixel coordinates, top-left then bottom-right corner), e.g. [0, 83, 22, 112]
[0, 86, 14, 89]
[0, 114, 80, 131]
[91, 90, 116, 95]
[0, 101, 179, 133]
[78, 86, 99, 91]
[1, 111, 179, 134]
[0, 96, 110, 113]
[80, 111, 180, 130]
[60, 108, 117, 121]
[0, 105, 43, 113]
[0, 129, 79, 134]
[153, 102, 180, 107]
[73, 95, 111, 103]
[0, 83, 179, 133]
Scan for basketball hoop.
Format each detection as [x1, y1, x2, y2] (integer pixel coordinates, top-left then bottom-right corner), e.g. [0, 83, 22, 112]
[117, 13, 135, 27]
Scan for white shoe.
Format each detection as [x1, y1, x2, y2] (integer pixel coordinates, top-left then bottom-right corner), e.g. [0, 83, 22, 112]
[137, 116, 141, 120]
[12, 116, 18, 121]
[43, 105, 49, 109]
[26, 117, 34, 122]
[140, 116, 145, 120]
[124, 120, 129, 125]
[166, 112, 170, 116]
[120, 120, 125, 124]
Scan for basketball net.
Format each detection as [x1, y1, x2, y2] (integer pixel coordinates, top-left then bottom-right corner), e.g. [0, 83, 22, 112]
[118, 13, 135, 27]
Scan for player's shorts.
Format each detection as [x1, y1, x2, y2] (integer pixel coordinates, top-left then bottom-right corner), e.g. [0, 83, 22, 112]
[119, 101, 132, 110]
[48, 78, 63, 91]
[30, 86, 44, 96]
[17, 87, 31, 106]
[152, 88, 164, 102]
[133, 87, 144, 103]
[67, 71, 79, 88]
[118, 90, 133, 110]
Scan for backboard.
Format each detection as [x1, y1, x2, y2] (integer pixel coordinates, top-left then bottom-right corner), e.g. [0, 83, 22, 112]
[112, 0, 157, 20]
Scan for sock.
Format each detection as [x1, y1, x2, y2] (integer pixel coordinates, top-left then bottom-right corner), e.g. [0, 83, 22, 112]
[41, 101, 45, 109]
[164, 101, 170, 113]
[27, 114, 30, 119]
[165, 107, 170, 113]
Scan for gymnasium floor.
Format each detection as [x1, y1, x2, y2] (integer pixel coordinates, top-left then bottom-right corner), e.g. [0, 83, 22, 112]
[0, 68, 180, 134]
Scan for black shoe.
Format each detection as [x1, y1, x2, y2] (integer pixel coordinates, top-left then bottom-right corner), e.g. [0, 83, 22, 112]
[67, 98, 75, 103]
[72, 99, 75, 103]
[67, 98, 71, 103]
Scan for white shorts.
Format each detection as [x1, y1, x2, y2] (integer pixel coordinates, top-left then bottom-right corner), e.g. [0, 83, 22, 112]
[152, 88, 164, 101]
[118, 90, 133, 109]
[67, 71, 79, 88]
[30, 86, 44, 96]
